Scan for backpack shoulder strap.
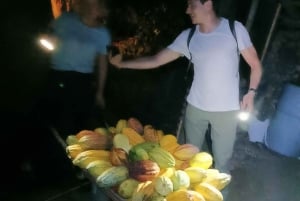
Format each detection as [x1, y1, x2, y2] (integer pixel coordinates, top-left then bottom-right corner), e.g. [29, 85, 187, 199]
[229, 19, 239, 52]
[186, 26, 196, 75]
[187, 26, 196, 48]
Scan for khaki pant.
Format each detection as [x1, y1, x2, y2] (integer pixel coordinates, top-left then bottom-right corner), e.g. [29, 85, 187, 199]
[183, 103, 238, 173]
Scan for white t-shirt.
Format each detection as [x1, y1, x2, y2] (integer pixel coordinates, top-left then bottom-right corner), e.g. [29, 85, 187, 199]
[168, 18, 253, 112]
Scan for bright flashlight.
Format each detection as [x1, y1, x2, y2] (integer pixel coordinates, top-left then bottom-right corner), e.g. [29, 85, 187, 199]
[238, 111, 250, 121]
[39, 38, 55, 51]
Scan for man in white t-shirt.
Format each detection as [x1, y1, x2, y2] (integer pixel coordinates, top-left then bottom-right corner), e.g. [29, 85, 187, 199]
[109, 0, 262, 173]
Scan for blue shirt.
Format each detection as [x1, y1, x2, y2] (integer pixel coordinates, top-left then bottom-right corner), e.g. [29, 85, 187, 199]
[51, 12, 111, 73]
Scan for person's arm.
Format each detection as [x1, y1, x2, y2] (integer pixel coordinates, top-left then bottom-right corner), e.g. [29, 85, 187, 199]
[95, 54, 108, 108]
[109, 48, 182, 70]
[240, 46, 263, 112]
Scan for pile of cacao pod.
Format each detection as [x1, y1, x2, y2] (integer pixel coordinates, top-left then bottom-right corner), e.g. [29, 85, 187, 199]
[65, 117, 232, 201]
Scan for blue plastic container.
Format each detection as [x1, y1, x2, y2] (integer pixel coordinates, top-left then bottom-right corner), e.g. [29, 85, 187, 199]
[266, 83, 300, 158]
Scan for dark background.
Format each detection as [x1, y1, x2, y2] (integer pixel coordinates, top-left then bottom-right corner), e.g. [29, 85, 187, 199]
[1, 0, 279, 126]
[1, 0, 299, 200]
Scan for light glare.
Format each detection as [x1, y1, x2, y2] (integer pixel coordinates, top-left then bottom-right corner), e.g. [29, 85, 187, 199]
[39, 38, 54, 50]
[238, 111, 250, 121]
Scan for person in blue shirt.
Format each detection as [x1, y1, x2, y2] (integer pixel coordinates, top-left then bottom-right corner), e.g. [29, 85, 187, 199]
[41, 0, 111, 138]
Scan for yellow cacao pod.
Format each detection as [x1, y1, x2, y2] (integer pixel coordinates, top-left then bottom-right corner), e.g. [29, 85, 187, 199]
[189, 152, 213, 169]
[159, 134, 178, 152]
[131, 181, 154, 201]
[202, 172, 231, 191]
[118, 178, 140, 199]
[148, 147, 176, 168]
[73, 150, 110, 162]
[66, 135, 78, 145]
[122, 127, 145, 145]
[158, 167, 176, 178]
[116, 119, 128, 133]
[86, 160, 113, 178]
[173, 144, 199, 161]
[66, 144, 83, 159]
[184, 167, 207, 185]
[166, 189, 205, 201]
[73, 156, 100, 168]
[193, 182, 223, 201]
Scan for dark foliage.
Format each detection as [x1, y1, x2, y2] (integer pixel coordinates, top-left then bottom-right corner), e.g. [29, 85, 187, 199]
[106, 0, 189, 57]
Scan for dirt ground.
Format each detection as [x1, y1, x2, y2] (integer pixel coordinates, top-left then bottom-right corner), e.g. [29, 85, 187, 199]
[226, 129, 300, 201]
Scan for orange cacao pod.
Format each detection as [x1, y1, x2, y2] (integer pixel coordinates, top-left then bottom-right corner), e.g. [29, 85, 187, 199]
[127, 117, 144, 134]
[128, 160, 160, 182]
[110, 147, 128, 166]
[173, 144, 200, 161]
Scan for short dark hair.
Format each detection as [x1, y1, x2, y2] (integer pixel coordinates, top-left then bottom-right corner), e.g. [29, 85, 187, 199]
[199, 0, 208, 3]
[199, 0, 220, 16]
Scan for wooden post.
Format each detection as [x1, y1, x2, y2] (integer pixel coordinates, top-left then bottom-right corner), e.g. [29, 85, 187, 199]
[246, 0, 260, 31]
[260, 3, 282, 62]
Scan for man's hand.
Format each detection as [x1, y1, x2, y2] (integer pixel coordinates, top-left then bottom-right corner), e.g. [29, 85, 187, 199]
[108, 53, 123, 68]
[240, 91, 255, 112]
